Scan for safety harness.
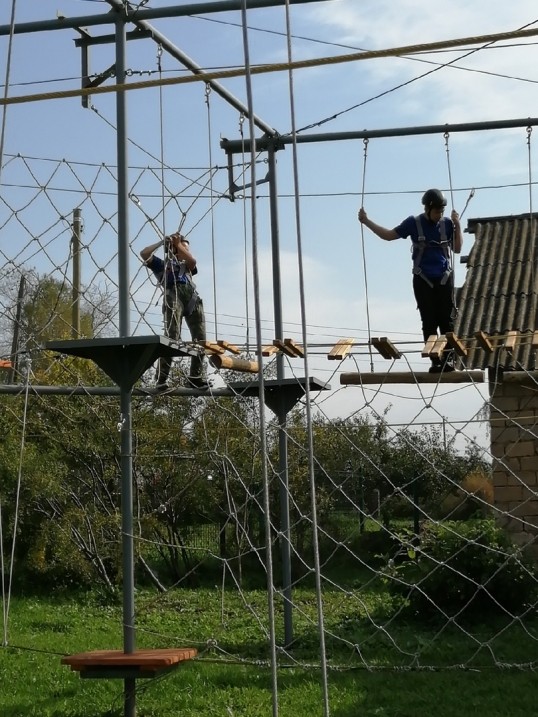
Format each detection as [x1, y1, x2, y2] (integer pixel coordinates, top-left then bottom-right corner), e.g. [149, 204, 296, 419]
[163, 258, 200, 317]
[412, 214, 452, 288]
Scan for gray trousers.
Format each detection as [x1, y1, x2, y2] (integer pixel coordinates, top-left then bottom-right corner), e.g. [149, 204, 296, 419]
[156, 284, 206, 383]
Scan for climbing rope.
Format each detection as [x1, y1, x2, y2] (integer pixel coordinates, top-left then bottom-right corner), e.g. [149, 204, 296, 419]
[1, 358, 31, 646]
[205, 83, 219, 340]
[238, 3, 279, 713]
[282, 1, 330, 714]
[359, 137, 375, 372]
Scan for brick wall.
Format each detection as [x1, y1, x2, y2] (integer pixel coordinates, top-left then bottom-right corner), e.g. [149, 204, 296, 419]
[489, 374, 538, 555]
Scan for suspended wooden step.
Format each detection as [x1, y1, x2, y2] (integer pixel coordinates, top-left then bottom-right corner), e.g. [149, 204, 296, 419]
[475, 330, 494, 352]
[371, 337, 401, 360]
[327, 338, 355, 360]
[341, 370, 484, 385]
[0, 360, 12, 369]
[261, 338, 305, 358]
[273, 338, 304, 357]
[62, 647, 197, 680]
[445, 332, 467, 356]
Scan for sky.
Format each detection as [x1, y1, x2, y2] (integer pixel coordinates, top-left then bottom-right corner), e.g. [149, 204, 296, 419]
[2, 0, 538, 450]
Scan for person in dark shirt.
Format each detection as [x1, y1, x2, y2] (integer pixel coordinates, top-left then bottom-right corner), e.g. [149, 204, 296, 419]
[358, 189, 462, 372]
[140, 232, 207, 389]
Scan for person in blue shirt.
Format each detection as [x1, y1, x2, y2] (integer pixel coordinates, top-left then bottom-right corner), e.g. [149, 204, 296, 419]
[140, 232, 208, 389]
[358, 188, 462, 372]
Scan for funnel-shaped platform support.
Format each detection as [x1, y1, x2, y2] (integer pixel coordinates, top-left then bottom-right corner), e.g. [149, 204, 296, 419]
[45, 335, 198, 390]
[229, 376, 330, 414]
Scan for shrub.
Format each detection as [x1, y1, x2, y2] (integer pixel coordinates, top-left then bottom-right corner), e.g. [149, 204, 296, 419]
[384, 519, 538, 617]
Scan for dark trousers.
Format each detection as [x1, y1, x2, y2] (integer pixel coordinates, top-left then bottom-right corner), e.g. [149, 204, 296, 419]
[156, 285, 206, 384]
[412, 275, 455, 343]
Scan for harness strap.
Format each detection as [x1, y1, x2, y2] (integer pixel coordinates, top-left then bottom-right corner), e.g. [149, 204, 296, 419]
[184, 287, 200, 317]
[412, 214, 452, 287]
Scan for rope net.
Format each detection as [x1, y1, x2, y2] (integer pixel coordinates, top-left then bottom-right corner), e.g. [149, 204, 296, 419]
[1, 152, 537, 706]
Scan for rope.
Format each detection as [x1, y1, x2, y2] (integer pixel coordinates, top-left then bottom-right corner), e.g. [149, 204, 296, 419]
[282, 2, 329, 715]
[205, 83, 219, 340]
[239, 113, 251, 353]
[6, 26, 538, 107]
[1, 358, 31, 646]
[238, 4, 279, 716]
[443, 131, 459, 316]
[359, 138, 374, 372]
[157, 44, 166, 241]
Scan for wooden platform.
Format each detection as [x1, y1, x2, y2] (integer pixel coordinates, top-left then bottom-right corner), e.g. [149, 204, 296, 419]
[340, 370, 485, 385]
[62, 647, 197, 679]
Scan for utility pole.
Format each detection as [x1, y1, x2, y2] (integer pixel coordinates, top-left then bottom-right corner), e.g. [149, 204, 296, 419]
[71, 208, 82, 338]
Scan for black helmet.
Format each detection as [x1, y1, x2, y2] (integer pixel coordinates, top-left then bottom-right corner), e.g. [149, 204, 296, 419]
[422, 188, 447, 209]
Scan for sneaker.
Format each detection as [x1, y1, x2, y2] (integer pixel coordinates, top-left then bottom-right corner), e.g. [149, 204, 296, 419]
[155, 382, 170, 392]
[428, 364, 443, 374]
[442, 361, 455, 373]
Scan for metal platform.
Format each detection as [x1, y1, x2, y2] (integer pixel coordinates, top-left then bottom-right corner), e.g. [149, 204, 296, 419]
[45, 335, 198, 390]
[228, 376, 331, 413]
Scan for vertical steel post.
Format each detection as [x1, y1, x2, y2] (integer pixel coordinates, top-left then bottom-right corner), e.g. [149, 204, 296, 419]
[115, 14, 136, 717]
[267, 146, 293, 647]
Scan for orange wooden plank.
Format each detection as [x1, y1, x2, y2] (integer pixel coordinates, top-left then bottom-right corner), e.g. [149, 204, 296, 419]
[0, 360, 12, 369]
[62, 648, 197, 672]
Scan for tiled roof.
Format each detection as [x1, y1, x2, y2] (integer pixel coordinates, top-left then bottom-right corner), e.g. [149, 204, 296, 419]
[454, 213, 538, 370]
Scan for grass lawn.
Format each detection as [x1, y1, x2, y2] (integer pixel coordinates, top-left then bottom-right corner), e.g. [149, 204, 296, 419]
[1, 584, 538, 716]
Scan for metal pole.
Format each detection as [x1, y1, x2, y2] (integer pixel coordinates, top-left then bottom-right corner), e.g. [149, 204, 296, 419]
[0, 0, 327, 36]
[267, 147, 293, 647]
[221, 117, 538, 154]
[115, 15, 136, 717]
[71, 208, 82, 338]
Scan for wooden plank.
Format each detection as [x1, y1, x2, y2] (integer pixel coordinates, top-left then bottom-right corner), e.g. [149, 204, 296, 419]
[262, 345, 279, 357]
[421, 334, 438, 358]
[0, 360, 12, 369]
[445, 332, 467, 357]
[371, 336, 402, 360]
[217, 340, 241, 355]
[284, 338, 304, 358]
[327, 338, 355, 360]
[475, 330, 493, 352]
[209, 354, 259, 373]
[273, 339, 303, 358]
[504, 330, 518, 353]
[62, 648, 197, 672]
[199, 341, 225, 354]
[430, 336, 447, 359]
[532, 330, 538, 349]
[340, 371, 484, 385]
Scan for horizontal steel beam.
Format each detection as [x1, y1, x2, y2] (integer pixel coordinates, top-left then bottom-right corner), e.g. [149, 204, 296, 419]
[221, 116, 538, 154]
[0, 0, 328, 36]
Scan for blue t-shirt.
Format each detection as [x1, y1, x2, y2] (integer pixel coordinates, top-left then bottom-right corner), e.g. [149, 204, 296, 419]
[394, 214, 453, 279]
[147, 255, 195, 289]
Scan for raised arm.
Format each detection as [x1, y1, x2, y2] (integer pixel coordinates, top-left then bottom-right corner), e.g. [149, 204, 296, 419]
[140, 239, 162, 263]
[451, 209, 463, 254]
[358, 207, 398, 242]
